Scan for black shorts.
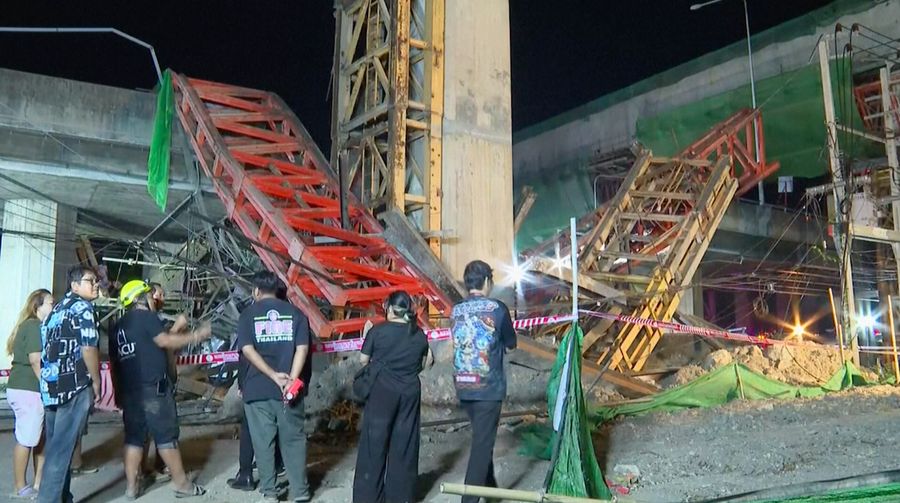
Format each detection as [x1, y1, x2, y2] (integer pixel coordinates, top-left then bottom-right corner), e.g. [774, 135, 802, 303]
[122, 384, 180, 449]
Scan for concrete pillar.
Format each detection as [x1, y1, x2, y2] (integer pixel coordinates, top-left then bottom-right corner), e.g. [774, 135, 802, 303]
[52, 205, 78, 298]
[441, 0, 514, 281]
[0, 200, 59, 372]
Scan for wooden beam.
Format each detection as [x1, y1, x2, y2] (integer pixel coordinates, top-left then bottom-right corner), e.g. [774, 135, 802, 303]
[513, 186, 537, 235]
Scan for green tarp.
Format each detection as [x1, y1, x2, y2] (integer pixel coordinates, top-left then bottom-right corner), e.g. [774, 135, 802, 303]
[592, 360, 871, 424]
[755, 482, 900, 502]
[520, 359, 874, 473]
[544, 324, 612, 499]
[147, 70, 174, 212]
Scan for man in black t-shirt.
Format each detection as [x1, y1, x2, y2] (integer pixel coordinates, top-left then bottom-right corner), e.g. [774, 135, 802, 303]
[451, 260, 517, 503]
[111, 280, 212, 499]
[237, 271, 312, 502]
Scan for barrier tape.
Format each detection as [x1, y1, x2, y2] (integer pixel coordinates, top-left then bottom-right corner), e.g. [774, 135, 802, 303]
[0, 313, 576, 394]
[580, 309, 898, 356]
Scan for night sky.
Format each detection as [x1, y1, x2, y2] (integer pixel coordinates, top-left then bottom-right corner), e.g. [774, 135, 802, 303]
[1, 0, 834, 149]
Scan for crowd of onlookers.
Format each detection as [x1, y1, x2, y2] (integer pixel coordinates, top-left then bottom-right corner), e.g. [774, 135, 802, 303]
[7, 259, 517, 502]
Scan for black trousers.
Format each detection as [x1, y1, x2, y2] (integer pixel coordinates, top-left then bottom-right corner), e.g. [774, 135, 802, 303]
[237, 412, 283, 478]
[460, 400, 502, 503]
[353, 375, 422, 503]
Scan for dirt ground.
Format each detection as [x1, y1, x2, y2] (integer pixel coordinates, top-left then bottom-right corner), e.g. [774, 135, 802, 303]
[1, 385, 900, 502]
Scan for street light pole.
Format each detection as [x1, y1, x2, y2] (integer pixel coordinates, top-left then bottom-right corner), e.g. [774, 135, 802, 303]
[691, 0, 764, 205]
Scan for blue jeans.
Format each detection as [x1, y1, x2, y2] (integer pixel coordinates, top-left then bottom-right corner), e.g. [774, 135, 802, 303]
[37, 387, 93, 503]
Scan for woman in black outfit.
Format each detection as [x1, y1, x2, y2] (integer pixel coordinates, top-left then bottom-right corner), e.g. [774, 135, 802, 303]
[353, 291, 433, 503]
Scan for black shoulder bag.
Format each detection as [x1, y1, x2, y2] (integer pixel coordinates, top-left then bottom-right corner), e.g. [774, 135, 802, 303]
[352, 359, 385, 404]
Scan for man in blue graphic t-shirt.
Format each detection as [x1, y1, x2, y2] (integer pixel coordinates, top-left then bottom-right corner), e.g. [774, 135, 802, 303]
[451, 260, 517, 503]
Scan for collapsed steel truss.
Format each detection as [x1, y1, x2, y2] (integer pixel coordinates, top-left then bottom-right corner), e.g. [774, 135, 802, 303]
[171, 75, 453, 338]
[524, 108, 779, 374]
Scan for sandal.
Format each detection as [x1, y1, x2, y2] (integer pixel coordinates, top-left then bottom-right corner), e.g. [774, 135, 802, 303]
[174, 482, 206, 499]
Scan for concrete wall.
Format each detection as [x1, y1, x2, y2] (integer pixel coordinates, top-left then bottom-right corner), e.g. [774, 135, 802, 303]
[0, 68, 220, 238]
[441, 0, 515, 280]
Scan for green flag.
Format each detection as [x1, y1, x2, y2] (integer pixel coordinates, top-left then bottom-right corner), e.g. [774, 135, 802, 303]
[545, 323, 612, 499]
[147, 69, 173, 212]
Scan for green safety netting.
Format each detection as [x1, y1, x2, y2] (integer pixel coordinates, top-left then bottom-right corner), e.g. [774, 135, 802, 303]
[542, 324, 613, 499]
[147, 69, 174, 212]
[592, 360, 872, 424]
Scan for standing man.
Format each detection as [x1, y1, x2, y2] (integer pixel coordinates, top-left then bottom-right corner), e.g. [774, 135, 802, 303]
[451, 260, 517, 503]
[238, 271, 312, 502]
[38, 266, 102, 503]
[112, 280, 211, 499]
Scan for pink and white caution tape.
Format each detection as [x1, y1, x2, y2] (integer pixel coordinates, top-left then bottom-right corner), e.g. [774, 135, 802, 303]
[0, 314, 574, 376]
[580, 309, 898, 355]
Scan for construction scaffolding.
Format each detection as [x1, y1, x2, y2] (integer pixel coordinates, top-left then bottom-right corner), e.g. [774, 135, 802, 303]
[524, 108, 779, 374]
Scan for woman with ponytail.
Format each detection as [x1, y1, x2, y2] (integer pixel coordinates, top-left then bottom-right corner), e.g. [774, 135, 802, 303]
[353, 291, 433, 503]
[6, 288, 53, 498]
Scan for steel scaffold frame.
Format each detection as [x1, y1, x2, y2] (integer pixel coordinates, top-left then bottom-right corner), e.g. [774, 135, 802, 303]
[525, 108, 779, 374]
[331, 0, 444, 256]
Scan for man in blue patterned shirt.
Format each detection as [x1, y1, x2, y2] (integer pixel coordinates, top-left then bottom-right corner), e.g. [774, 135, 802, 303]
[38, 266, 101, 503]
[451, 260, 517, 503]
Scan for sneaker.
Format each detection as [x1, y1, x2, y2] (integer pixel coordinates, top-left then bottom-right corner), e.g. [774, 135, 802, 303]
[12, 485, 37, 499]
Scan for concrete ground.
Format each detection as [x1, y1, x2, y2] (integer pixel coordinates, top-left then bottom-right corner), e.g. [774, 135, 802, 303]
[2, 386, 900, 502]
[0, 412, 549, 503]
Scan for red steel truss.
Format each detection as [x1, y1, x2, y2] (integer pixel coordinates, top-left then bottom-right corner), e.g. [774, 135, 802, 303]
[172, 75, 454, 338]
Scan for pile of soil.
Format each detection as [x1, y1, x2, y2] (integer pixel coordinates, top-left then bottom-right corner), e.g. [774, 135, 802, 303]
[659, 343, 878, 389]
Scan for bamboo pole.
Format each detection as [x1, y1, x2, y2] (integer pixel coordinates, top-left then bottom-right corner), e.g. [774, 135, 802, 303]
[887, 295, 900, 385]
[828, 288, 846, 363]
[440, 483, 616, 503]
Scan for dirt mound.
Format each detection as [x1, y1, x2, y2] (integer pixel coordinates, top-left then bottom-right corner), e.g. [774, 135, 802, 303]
[658, 343, 874, 388]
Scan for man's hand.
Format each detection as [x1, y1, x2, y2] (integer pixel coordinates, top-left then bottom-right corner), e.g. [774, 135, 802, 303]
[195, 323, 213, 342]
[92, 380, 102, 405]
[271, 372, 292, 391]
[172, 314, 189, 333]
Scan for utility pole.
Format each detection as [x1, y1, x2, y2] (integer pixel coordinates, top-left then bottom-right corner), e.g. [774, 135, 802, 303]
[817, 38, 859, 365]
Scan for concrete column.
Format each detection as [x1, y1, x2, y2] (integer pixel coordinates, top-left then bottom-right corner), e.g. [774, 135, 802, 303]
[52, 205, 78, 298]
[0, 199, 59, 372]
[441, 0, 514, 281]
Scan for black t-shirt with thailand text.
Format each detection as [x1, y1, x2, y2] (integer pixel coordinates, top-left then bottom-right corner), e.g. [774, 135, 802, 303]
[361, 321, 428, 384]
[237, 298, 312, 403]
[451, 295, 517, 401]
[111, 309, 168, 391]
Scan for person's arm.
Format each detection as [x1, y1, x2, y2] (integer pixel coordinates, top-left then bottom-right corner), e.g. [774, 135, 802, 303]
[241, 344, 291, 390]
[28, 352, 41, 380]
[153, 322, 212, 350]
[77, 304, 102, 399]
[25, 322, 42, 380]
[290, 345, 309, 380]
[499, 304, 517, 351]
[291, 313, 310, 380]
[360, 322, 375, 365]
[422, 346, 434, 371]
[171, 314, 189, 333]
